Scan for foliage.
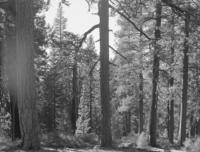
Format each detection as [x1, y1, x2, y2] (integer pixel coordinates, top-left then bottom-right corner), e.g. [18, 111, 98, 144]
[184, 138, 200, 152]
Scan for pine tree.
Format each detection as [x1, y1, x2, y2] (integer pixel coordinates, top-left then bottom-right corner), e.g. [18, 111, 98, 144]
[149, 0, 162, 146]
[16, 0, 40, 149]
[179, 11, 190, 146]
[99, 0, 112, 147]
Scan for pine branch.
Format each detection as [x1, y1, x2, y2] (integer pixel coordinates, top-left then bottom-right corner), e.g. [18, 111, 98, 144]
[109, 4, 152, 40]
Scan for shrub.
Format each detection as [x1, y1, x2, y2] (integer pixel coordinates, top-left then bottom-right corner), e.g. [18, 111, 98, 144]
[77, 133, 99, 145]
[41, 131, 90, 148]
[118, 131, 137, 148]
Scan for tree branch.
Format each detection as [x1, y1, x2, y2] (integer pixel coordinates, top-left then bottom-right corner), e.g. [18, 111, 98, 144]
[109, 61, 118, 67]
[109, 45, 128, 62]
[109, 4, 152, 40]
[78, 24, 100, 49]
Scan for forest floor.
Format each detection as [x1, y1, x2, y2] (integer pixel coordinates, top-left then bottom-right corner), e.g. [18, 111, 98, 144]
[0, 135, 185, 152]
[0, 146, 186, 152]
[0, 141, 185, 152]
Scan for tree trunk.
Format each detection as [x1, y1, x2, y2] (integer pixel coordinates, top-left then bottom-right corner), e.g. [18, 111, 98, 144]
[71, 49, 78, 134]
[99, 0, 112, 147]
[168, 9, 175, 144]
[190, 115, 195, 137]
[149, 0, 162, 147]
[179, 13, 189, 146]
[88, 73, 93, 133]
[138, 33, 144, 134]
[53, 73, 56, 129]
[16, 0, 40, 149]
[138, 1, 144, 134]
[123, 111, 131, 136]
[5, 24, 21, 140]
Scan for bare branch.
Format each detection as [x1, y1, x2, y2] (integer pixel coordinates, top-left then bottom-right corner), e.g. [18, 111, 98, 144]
[78, 24, 99, 49]
[109, 45, 128, 61]
[109, 61, 118, 67]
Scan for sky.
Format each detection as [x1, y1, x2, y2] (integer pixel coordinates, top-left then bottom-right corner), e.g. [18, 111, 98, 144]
[45, 0, 119, 56]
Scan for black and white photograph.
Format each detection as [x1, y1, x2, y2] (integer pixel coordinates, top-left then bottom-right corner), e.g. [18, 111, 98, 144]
[0, 0, 199, 152]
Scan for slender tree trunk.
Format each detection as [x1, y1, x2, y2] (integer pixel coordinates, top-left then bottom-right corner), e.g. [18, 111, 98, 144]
[16, 0, 40, 149]
[53, 73, 56, 129]
[138, 0, 144, 134]
[99, 0, 112, 147]
[138, 32, 144, 134]
[190, 115, 195, 137]
[149, 0, 162, 147]
[88, 73, 93, 133]
[179, 12, 190, 146]
[168, 10, 175, 144]
[123, 111, 131, 136]
[71, 49, 78, 134]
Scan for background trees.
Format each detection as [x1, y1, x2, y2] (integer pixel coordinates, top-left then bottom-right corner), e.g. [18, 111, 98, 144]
[1, 0, 200, 150]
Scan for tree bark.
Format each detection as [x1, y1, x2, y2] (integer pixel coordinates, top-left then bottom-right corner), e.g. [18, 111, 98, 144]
[99, 0, 112, 147]
[138, 31, 144, 134]
[5, 23, 21, 140]
[16, 0, 40, 149]
[149, 0, 162, 147]
[167, 9, 175, 144]
[138, 1, 144, 134]
[179, 12, 190, 146]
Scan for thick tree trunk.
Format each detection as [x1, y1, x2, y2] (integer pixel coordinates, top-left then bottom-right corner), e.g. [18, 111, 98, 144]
[5, 24, 21, 140]
[16, 0, 40, 149]
[99, 0, 112, 147]
[167, 10, 175, 144]
[149, 0, 162, 147]
[179, 13, 189, 146]
[10, 92, 21, 140]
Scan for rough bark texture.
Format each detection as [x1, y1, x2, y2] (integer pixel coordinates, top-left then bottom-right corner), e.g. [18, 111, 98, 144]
[99, 0, 112, 147]
[16, 0, 40, 149]
[167, 10, 175, 144]
[179, 13, 189, 146]
[149, 0, 162, 147]
[5, 23, 21, 140]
